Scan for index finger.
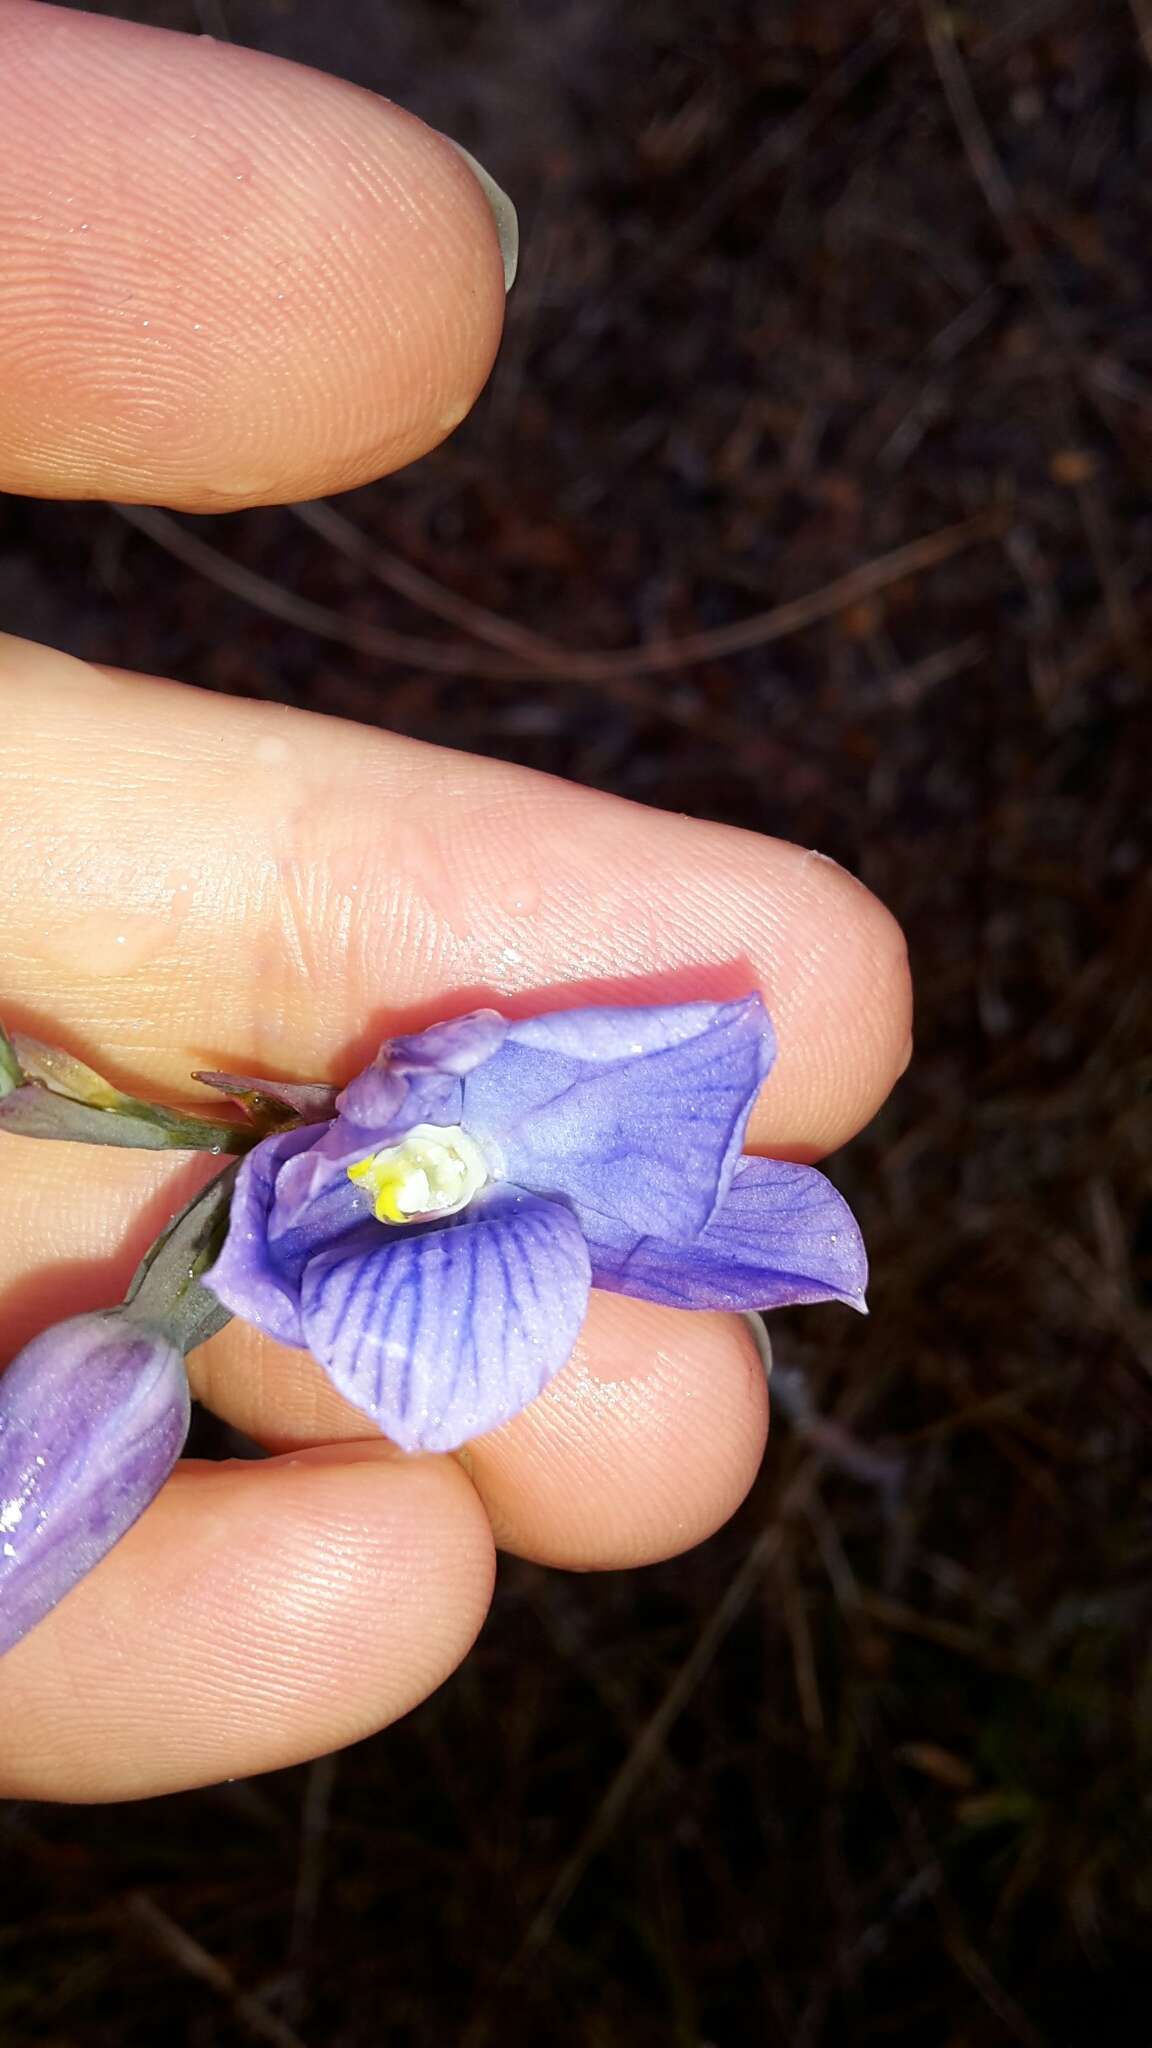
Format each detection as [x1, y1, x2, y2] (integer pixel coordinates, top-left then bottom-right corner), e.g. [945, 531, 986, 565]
[0, 1, 509, 507]
[0, 647, 911, 1165]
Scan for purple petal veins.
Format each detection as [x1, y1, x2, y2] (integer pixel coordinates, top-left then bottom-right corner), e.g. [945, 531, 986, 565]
[205, 1124, 320, 1346]
[204, 995, 867, 1453]
[0, 1312, 189, 1655]
[299, 1188, 590, 1453]
[462, 996, 775, 1239]
[386, 1008, 508, 1075]
[577, 1156, 869, 1312]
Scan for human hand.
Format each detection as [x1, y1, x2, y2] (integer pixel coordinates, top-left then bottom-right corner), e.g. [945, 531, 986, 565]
[0, 3, 911, 1801]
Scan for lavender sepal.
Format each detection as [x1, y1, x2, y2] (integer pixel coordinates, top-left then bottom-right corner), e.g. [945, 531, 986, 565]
[193, 1070, 339, 1126]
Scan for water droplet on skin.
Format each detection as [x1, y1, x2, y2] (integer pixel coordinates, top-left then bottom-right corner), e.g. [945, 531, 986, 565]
[255, 734, 294, 768]
[438, 399, 468, 435]
[500, 883, 541, 920]
[37, 889, 191, 977]
[168, 877, 192, 908]
[43, 915, 166, 975]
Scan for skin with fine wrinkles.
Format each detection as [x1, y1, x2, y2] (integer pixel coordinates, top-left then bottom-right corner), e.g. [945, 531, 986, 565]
[0, 3, 506, 505]
[0, 653, 909, 1162]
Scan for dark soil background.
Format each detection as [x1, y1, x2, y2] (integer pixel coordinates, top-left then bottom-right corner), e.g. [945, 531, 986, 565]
[2, 1, 1151, 2042]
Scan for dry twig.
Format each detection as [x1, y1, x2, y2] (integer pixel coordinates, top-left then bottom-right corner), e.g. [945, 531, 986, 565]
[115, 500, 1001, 710]
[125, 1893, 311, 2048]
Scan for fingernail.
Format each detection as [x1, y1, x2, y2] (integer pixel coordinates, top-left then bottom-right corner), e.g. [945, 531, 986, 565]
[277, 1439, 412, 1472]
[743, 1313, 773, 1381]
[441, 138, 519, 292]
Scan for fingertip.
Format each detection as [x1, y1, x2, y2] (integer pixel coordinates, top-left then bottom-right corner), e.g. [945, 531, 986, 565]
[742, 839, 913, 1157]
[464, 1296, 770, 1570]
[0, 5, 508, 506]
[0, 1442, 496, 1801]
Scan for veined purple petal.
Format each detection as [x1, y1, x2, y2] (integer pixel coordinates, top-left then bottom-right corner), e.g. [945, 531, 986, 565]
[388, 1009, 507, 1075]
[0, 1312, 190, 1655]
[463, 996, 774, 1242]
[202, 1123, 319, 1345]
[505, 998, 776, 1068]
[330, 1061, 409, 1136]
[268, 1137, 374, 1234]
[581, 1156, 868, 1313]
[267, 1173, 374, 1291]
[299, 1187, 591, 1453]
[317, 1069, 463, 1169]
[330, 1012, 505, 1144]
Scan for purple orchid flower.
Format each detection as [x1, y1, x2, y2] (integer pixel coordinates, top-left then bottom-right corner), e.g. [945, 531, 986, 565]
[0, 1312, 190, 1655]
[204, 996, 866, 1454]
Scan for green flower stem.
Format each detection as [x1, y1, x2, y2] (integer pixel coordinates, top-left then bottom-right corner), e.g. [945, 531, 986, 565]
[0, 1024, 264, 1153]
[0, 1022, 20, 1097]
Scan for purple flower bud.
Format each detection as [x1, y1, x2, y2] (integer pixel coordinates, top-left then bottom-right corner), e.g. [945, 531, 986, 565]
[0, 1312, 190, 1656]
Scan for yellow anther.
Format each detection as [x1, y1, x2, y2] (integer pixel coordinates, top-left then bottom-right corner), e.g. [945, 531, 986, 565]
[346, 1123, 488, 1225]
[347, 1152, 418, 1223]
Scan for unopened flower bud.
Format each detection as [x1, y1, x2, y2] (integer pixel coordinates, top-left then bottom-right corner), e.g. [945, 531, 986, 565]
[0, 1312, 190, 1655]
